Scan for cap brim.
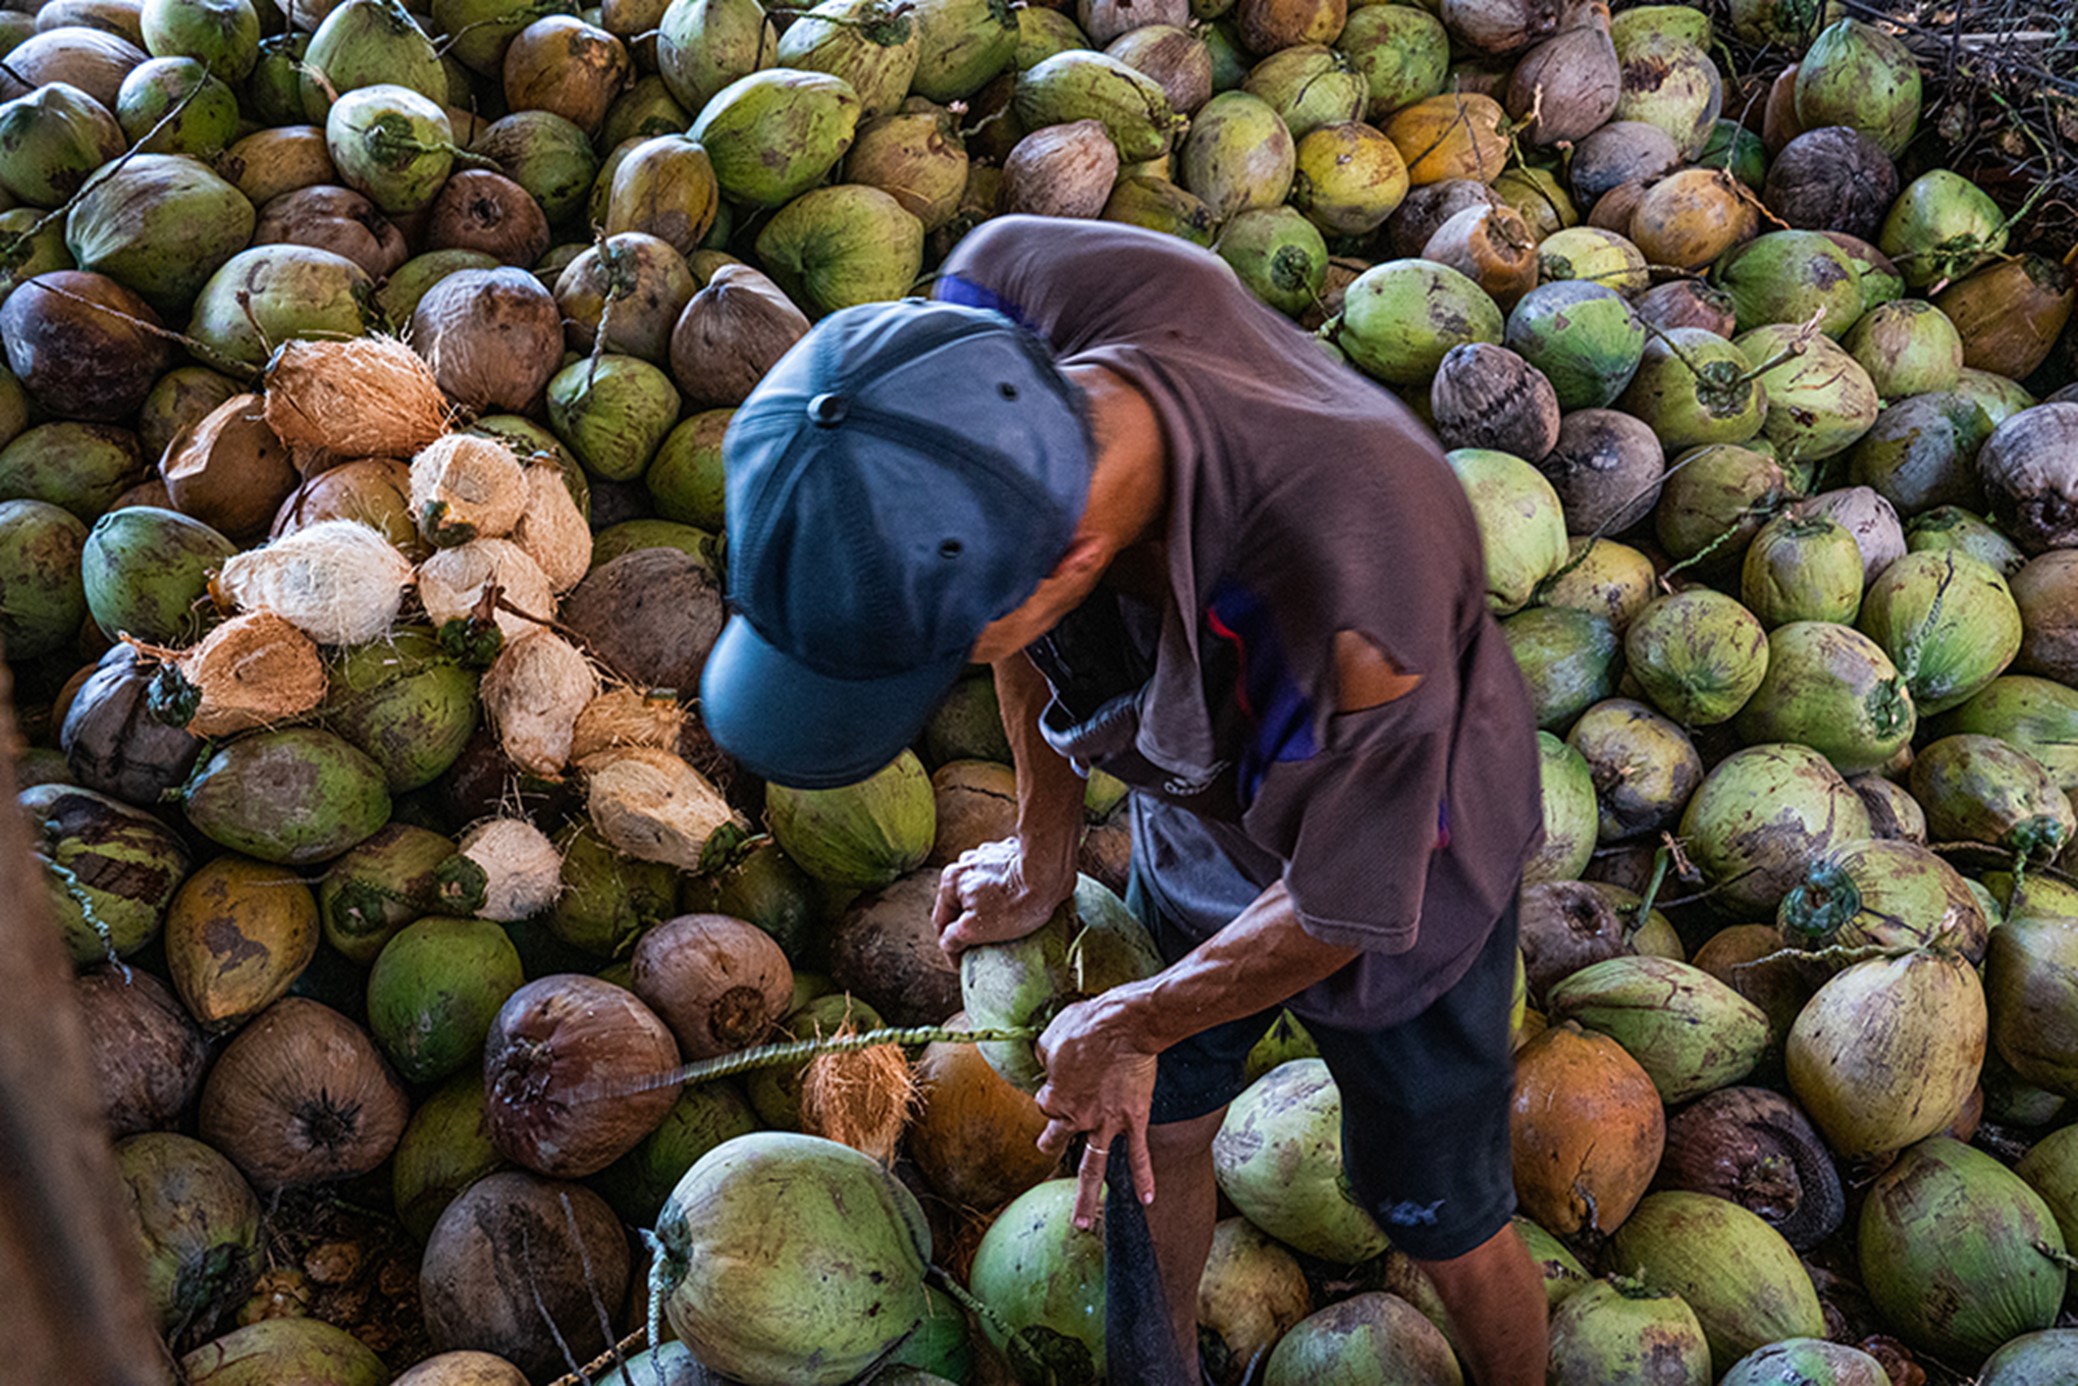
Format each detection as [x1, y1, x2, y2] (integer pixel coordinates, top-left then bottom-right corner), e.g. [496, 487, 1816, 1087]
[699, 614, 968, 790]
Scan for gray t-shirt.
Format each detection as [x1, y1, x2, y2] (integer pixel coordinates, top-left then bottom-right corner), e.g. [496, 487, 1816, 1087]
[936, 218, 1543, 1028]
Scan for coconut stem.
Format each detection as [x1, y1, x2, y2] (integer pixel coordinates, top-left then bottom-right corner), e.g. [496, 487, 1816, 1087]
[363, 124, 499, 173]
[433, 5, 556, 57]
[1626, 845, 1670, 940]
[572, 1024, 1042, 1100]
[928, 1264, 1018, 1342]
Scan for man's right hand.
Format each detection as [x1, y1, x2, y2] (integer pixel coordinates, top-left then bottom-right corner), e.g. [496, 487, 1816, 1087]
[932, 838, 1074, 958]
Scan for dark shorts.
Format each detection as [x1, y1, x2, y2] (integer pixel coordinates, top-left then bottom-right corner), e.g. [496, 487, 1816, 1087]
[1133, 871, 1520, 1263]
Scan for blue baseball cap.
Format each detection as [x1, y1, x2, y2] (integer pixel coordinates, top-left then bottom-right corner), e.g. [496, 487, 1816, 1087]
[699, 298, 1094, 789]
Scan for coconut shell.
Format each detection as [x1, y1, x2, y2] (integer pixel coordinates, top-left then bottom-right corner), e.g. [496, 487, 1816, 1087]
[1934, 254, 2076, 382]
[510, 463, 591, 594]
[425, 169, 552, 268]
[1429, 342, 1561, 458]
[1385, 179, 1502, 259]
[482, 975, 681, 1177]
[76, 967, 206, 1137]
[252, 185, 409, 280]
[559, 547, 725, 692]
[1510, 1021, 1664, 1236]
[911, 1013, 1060, 1210]
[580, 744, 743, 872]
[666, 264, 811, 410]
[410, 434, 529, 549]
[452, 818, 563, 922]
[1000, 118, 1119, 220]
[830, 870, 963, 1026]
[217, 518, 414, 646]
[61, 643, 205, 805]
[416, 536, 556, 642]
[411, 267, 565, 416]
[630, 912, 793, 1059]
[272, 458, 424, 559]
[262, 337, 450, 469]
[1421, 202, 1538, 309]
[1762, 126, 1897, 242]
[1080, 0, 1186, 44]
[166, 611, 327, 736]
[1505, 14, 1619, 145]
[198, 997, 410, 1189]
[480, 629, 599, 777]
[1518, 878, 1631, 1004]
[160, 393, 301, 542]
[1629, 166, 1758, 270]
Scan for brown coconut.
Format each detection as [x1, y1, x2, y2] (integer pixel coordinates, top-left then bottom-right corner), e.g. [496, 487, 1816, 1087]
[666, 263, 811, 410]
[164, 611, 327, 735]
[1430, 342, 1562, 458]
[1691, 923, 1814, 1051]
[555, 231, 699, 363]
[1635, 279, 1738, 337]
[424, 170, 553, 268]
[415, 537, 556, 642]
[410, 433, 529, 549]
[1000, 119, 1119, 220]
[411, 267, 565, 416]
[558, 547, 725, 692]
[579, 745, 743, 872]
[1629, 166, 1758, 270]
[1386, 179, 1505, 259]
[1080, 811, 1132, 895]
[502, 16, 630, 136]
[509, 463, 591, 594]
[1510, 1021, 1665, 1237]
[1568, 120, 1680, 205]
[911, 1011, 1061, 1210]
[271, 458, 424, 559]
[197, 997, 410, 1189]
[1654, 1086, 1844, 1250]
[1518, 878, 1632, 1004]
[1761, 64, 1804, 154]
[929, 759, 1019, 866]
[261, 337, 449, 468]
[630, 913, 793, 1059]
[1505, 8, 1619, 146]
[1383, 93, 1511, 185]
[2013, 551, 2078, 685]
[482, 975, 680, 1177]
[830, 871, 964, 1027]
[394, 1353, 531, 1386]
[1585, 176, 1648, 232]
[112, 477, 173, 510]
[1422, 202, 1539, 309]
[1538, 407, 1665, 534]
[1440, 0, 1560, 55]
[160, 393, 301, 541]
[76, 967, 206, 1137]
[480, 629, 599, 777]
[216, 518, 415, 646]
[252, 186, 409, 280]
[1080, 0, 1186, 45]
[1236, 0, 1345, 55]
[1106, 24, 1212, 116]
[1934, 254, 2076, 382]
[1762, 126, 1898, 242]
[451, 817, 563, 922]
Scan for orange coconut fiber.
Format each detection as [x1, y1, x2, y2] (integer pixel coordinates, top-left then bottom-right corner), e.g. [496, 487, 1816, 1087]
[262, 337, 450, 466]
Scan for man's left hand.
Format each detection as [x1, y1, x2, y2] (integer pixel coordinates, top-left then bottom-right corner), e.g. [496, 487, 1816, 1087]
[1033, 993, 1160, 1231]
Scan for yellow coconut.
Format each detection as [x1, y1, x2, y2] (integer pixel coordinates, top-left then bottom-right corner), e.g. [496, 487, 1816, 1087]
[1384, 93, 1511, 186]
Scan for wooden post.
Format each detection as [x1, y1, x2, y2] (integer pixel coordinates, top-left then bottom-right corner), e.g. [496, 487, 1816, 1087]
[0, 657, 172, 1386]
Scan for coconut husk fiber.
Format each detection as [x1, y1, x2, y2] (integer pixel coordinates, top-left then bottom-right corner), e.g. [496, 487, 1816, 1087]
[569, 687, 686, 762]
[157, 611, 327, 736]
[262, 337, 449, 470]
[409, 433, 528, 549]
[414, 537, 556, 642]
[510, 462, 590, 594]
[578, 744, 744, 872]
[800, 1034, 916, 1167]
[452, 817, 563, 922]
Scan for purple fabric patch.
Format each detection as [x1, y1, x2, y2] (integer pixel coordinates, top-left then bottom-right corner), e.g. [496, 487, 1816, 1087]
[1204, 579, 1317, 805]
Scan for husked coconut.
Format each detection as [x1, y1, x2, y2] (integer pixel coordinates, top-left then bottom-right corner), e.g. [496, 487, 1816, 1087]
[156, 611, 328, 736]
[510, 463, 591, 593]
[262, 337, 450, 466]
[415, 537, 557, 642]
[569, 687, 686, 761]
[480, 629, 599, 777]
[410, 434, 529, 549]
[580, 745, 745, 872]
[215, 518, 414, 646]
[451, 818, 563, 922]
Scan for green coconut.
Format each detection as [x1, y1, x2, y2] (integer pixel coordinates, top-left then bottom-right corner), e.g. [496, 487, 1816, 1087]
[471, 112, 598, 227]
[778, 0, 919, 119]
[1611, 30, 1721, 159]
[2014, 1124, 2078, 1254]
[1625, 590, 1770, 727]
[1336, 259, 1503, 387]
[1879, 169, 2007, 291]
[1848, 392, 1995, 517]
[80, 505, 234, 645]
[599, 76, 694, 150]
[601, 135, 720, 259]
[184, 728, 392, 865]
[323, 629, 480, 793]
[1537, 226, 1651, 297]
[137, 366, 238, 462]
[966, 1178, 1109, 1381]
[844, 105, 968, 234]
[1564, 698, 1702, 843]
[1216, 205, 1327, 318]
[1015, 8, 1087, 71]
[297, 0, 444, 120]
[766, 749, 935, 889]
[1546, 1279, 1711, 1386]
[64, 152, 253, 318]
[0, 208, 77, 307]
[318, 822, 461, 964]
[644, 410, 732, 530]
[1860, 1137, 2065, 1361]
[1212, 1059, 1386, 1263]
[907, 0, 1017, 102]
[1243, 44, 1365, 141]
[1859, 548, 2021, 716]
[1444, 447, 1567, 614]
[1736, 326, 1880, 464]
[1716, 230, 1863, 337]
[1719, 1339, 1892, 1386]
[1334, 3, 1448, 121]
[654, 1132, 929, 1383]
[1546, 956, 1769, 1103]
[116, 1131, 261, 1336]
[24, 781, 189, 964]
[1539, 538, 1656, 634]
[1501, 606, 1621, 732]
[690, 70, 862, 209]
[141, 0, 260, 80]
[1735, 621, 1915, 775]
[1178, 89, 1294, 219]
[244, 33, 309, 125]
[1263, 1293, 1462, 1386]
[754, 184, 924, 315]
[1779, 836, 1989, 959]
[1653, 444, 1788, 572]
[592, 1079, 759, 1225]
[1912, 733, 2073, 862]
[115, 57, 239, 157]
[187, 245, 378, 369]
[1941, 676, 2078, 792]
[1527, 730, 1596, 884]
[0, 82, 126, 207]
[1680, 742, 1872, 914]
[1987, 911, 2078, 1099]
[654, 0, 769, 113]
[1698, 119, 1768, 189]
[547, 822, 679, 956]
[0, 498, 88, 659]
[544, 355, 680, 483]
[1504, 280, 1645, 411]
[1844, 298, 1963, 398]
[1793, 19, 1920, 156]
[390, 1072, 507, 1243]
[1616, 328, 1765, 450]
[1013, 49, 1180, 162]
[588, 519, 717, 570]
[1102, 175, 1218, 246]
[1905, 505, 2024, 579]
[324, 83, 452, 214]
[1606, 1192, 1825, 1372]
[181, 1319, 389, 1386]
[1979, 1331, 2078, 1386]
[367, 916, 525, 1083]
[1740, 513, 1863, 628]
[1952, 367, 2036, 425]
[371, 250, 496, 324]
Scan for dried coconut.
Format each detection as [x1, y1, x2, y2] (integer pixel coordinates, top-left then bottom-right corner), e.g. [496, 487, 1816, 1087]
[579, 745, 744, 872]
[569, 687, 685, 762]
[415, 537, 556, 642]
[263, 337, 450, 466]
[452, 817, 562, 922]
[480, 628, 598, 776]
[154, 611, 327, 736]
[409, 433, 529, 549]
[216, 518, 414, 646]
[511, 462, 591, 593]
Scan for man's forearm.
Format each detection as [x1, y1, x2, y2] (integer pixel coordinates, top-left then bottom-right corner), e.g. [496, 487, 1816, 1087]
[992, 653, 1084, 891]
[1108, 881, 1361, 1053]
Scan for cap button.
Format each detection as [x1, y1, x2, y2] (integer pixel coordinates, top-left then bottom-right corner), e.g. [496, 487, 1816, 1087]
[807, 392, 848, 427]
